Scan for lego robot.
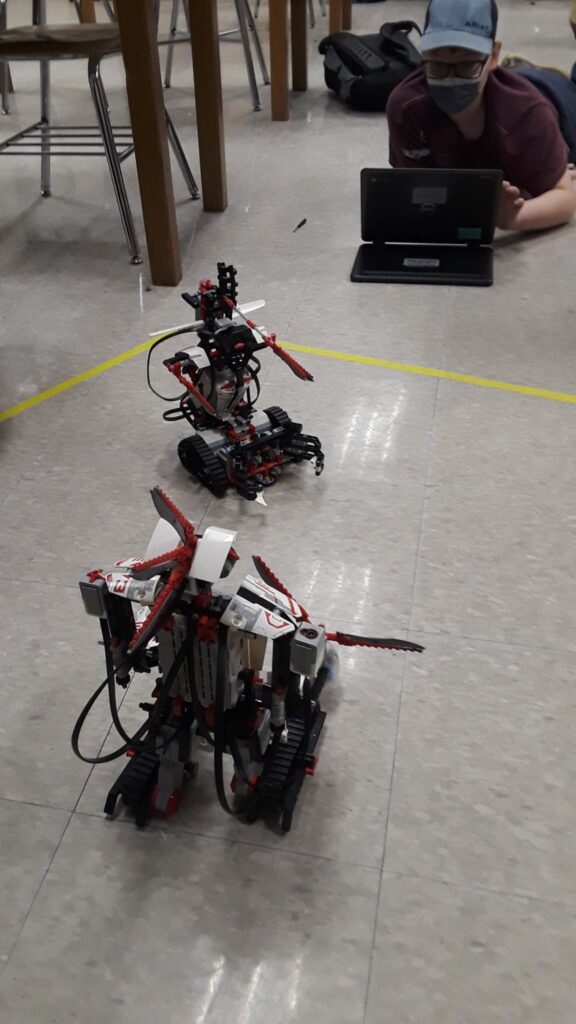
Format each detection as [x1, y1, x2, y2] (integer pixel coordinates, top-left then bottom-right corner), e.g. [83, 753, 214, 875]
[74, 488, 424, 831]
[148, 263, 324, 501]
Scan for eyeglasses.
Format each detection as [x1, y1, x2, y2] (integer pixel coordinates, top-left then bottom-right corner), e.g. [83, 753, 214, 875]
[423, 58, 489, 80]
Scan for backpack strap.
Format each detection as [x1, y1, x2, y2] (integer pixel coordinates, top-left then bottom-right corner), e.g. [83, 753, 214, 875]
[318, 32, 388, 73]
[379, 21, 422, 64]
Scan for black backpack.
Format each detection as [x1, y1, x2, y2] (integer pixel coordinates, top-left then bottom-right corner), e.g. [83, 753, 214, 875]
[318, 21, 422, 112]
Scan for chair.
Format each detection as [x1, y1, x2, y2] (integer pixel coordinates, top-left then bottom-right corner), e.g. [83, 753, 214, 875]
[0, 0, 15, 114]
[254, 0, 327, 30]
[163, 0, 269, 112]
[0, 0, 199, 263]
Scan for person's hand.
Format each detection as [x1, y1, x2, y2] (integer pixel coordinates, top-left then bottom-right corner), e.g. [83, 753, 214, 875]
[496, 181, 526, 230]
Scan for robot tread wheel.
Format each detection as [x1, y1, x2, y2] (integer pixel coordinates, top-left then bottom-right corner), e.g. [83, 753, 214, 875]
[178, 434, 229, 497]
[263, 405, 292, 430]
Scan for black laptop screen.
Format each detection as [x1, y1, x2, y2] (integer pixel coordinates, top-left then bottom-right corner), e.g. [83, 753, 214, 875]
[361, 168, 502, 245]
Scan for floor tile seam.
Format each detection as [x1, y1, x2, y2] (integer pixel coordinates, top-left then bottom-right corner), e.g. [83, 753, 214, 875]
[0, 480, 26, 510]
[11, 592, 572, 658]
[361, 637, 411, 1023]
[407, 376, 442, 632]
[385, 868, 576, 911]
[319, 615, 408, 628]
[407, 625, 576, 656]
[71, 808, 383, 871]
[45, 374, 103, 447]
[3, 576, 80, 591]
[0, 372, 101, 472]
[0, 808, 73, 985]
[0, 794, 73, 815]
[0, 678, 136, 980]
[361, 378, 442, 1020]
[441, 286, 457, 374]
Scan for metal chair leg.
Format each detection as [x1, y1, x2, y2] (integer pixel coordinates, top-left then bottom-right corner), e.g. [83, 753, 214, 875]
[0, 0, 9, 114]
[164, 0, 180, 89]
[164, 0, 266, 106]
[40, 60, 51, 196]
[318, 0, 327, 14]
[181, 0, 191, 33]
[234, 0, 260, 111]
[308, 0, 315, 29]
[0, 63, 9, 116]
[245, 0, 269, 85]
[101, 0, 117, 20]
[88, 57, 141, 264]
[165, 108, 199, 199]
[254, 0, 261, 15]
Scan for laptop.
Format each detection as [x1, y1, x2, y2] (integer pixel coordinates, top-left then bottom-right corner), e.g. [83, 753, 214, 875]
[350, 168, 503, 286]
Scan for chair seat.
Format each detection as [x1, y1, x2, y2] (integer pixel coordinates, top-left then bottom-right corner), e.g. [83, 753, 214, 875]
[0, 24, 122, 61]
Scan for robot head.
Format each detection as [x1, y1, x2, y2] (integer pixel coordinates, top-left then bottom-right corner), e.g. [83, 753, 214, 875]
[203, 322, 260, 369]
[143, 514, 238, 586]
[190, 526, 239, 583]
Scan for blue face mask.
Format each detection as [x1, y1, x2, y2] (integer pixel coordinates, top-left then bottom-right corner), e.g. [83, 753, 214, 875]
[427, 77, 481, 114]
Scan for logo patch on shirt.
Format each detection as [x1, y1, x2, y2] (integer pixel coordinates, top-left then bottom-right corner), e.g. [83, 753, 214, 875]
[403, 148, 431, 159]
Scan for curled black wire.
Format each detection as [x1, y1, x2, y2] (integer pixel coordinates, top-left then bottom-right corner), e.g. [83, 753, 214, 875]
[146, 326, 198, 403]
[71, 621, 188, 766]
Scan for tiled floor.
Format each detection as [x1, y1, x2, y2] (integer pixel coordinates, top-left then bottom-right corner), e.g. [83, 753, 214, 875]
[1, 0, 576, 1021]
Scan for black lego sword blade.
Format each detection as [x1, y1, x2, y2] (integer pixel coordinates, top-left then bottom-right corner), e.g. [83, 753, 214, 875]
[330, 632, 424, 653]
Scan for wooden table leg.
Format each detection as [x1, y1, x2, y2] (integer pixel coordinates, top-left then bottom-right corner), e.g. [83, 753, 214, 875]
[187, 0, 227, 211]
[290, 0, 307, 92]
[328, 0, 343, 35]
[270, 0, 289, 121]
[342, 0, 352, 31]
[79, 0, 96, 23]
[115, 0, 181, 286]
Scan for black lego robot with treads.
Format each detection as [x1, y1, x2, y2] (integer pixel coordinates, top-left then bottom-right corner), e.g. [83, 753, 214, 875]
[149, 263, 324, 501]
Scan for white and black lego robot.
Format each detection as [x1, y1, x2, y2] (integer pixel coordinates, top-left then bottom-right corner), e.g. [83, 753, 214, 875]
[75, 488, 423, 831]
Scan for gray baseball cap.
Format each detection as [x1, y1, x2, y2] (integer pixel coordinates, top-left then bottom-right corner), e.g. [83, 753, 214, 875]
[421, 0, 498, 55]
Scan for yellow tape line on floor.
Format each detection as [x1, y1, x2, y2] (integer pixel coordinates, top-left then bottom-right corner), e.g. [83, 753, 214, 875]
[0, 337, 156, 423]
[2, 334, 576, 424]
[284, 342, 576, 402]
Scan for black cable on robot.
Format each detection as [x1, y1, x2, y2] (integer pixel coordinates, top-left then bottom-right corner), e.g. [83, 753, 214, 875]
[71, 626, 189, 766]
[146, 326, 199, 403]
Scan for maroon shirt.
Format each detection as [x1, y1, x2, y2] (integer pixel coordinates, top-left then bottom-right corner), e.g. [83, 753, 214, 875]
[387, 67, 568, 196]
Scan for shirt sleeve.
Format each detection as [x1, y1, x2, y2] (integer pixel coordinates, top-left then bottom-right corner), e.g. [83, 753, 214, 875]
[508, 98, 568, 196]
[387, 87, 438, 168]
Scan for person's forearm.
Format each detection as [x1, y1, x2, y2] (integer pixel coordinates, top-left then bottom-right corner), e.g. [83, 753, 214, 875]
[512, 188, 576, 231]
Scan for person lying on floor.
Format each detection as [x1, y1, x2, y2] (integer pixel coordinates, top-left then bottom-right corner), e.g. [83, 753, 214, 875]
[386, 0, 576, 232]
